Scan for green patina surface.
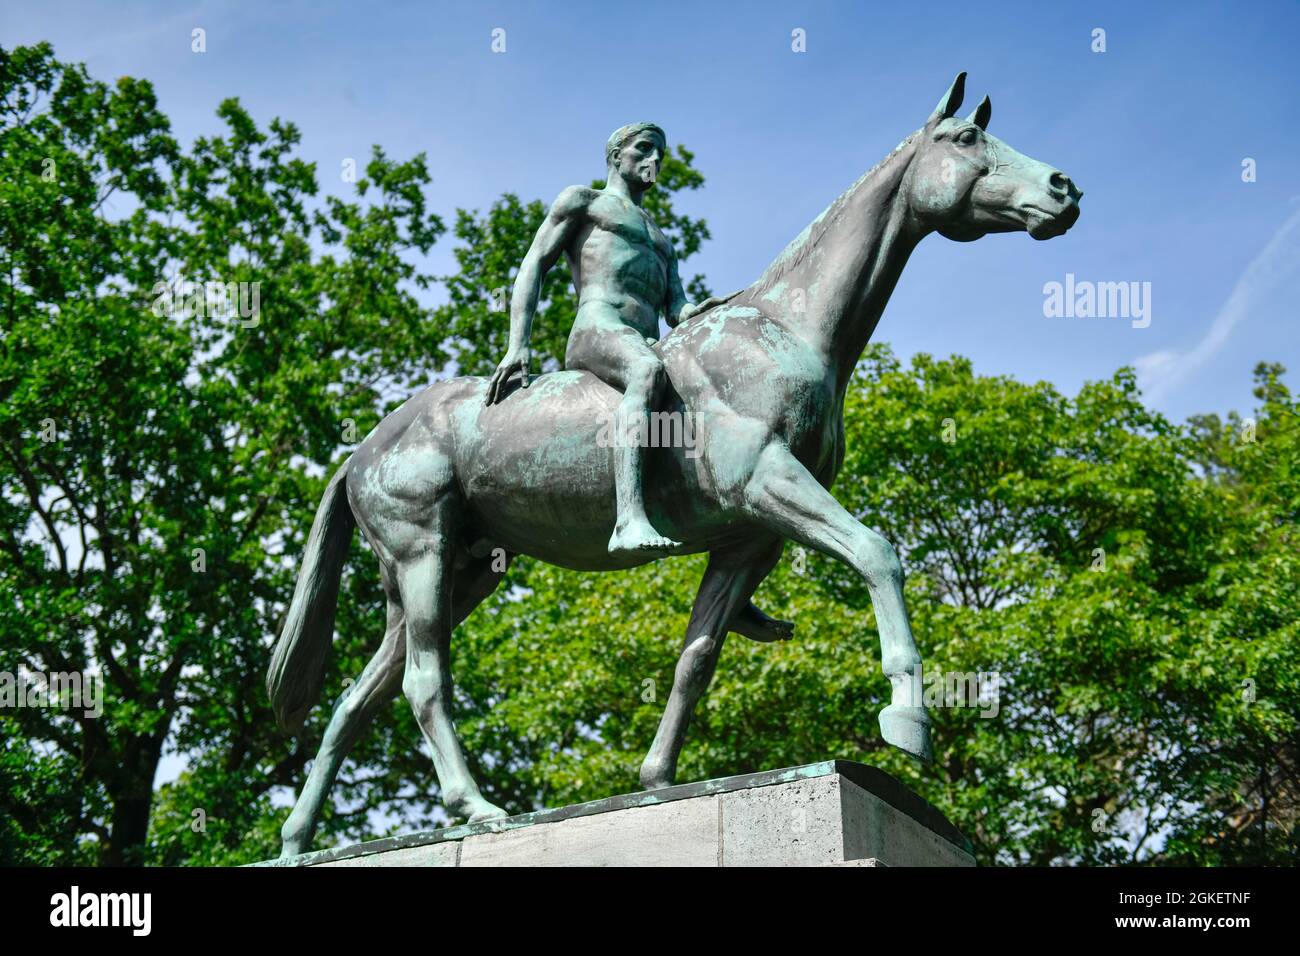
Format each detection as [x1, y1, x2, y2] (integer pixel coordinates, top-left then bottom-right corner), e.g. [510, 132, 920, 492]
[267, 73, 1081, 858]
[252, 760, 972, 866]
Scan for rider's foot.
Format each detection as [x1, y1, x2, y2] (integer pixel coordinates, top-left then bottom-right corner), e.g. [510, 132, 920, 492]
[608, 520, 680, 554]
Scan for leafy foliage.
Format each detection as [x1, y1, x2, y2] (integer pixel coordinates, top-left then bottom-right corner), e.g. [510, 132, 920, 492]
[0, 44, 712, 865]
[446, 349, 1298, 865]
[2, 45, 1294, 867]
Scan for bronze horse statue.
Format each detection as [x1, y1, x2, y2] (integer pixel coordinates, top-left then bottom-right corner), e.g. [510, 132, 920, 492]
[268, 73, 1082, 856]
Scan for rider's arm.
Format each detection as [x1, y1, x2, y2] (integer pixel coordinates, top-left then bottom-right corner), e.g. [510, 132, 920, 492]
[507, 186, 588, 351]
[664, 244, 692, 328]
[486, 187, 588, 404]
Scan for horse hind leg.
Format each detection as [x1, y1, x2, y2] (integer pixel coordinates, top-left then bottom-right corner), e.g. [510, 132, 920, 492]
[280, 583, 406, 858]
[278, 549, 513, 856]
[395, 511, 507, 825]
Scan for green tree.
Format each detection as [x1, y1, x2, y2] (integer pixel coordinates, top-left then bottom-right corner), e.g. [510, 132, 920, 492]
[0, 43, 716, 865]
[442, 349, 1298, 865]
[4, 44, 1294, 868]
[1, 43, 445, 864]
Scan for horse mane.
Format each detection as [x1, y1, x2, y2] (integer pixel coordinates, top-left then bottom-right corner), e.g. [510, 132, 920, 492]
[750, 130, 920, 298]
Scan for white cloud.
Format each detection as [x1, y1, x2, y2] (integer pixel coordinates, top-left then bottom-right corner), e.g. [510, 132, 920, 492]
[1135, 204, 1300, 404]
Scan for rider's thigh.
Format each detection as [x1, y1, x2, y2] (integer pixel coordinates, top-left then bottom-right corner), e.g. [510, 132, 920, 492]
[566, 308, 662, 393]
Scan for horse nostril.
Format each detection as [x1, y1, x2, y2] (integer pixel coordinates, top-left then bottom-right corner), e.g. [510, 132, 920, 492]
[1048, 170, 1082, 201]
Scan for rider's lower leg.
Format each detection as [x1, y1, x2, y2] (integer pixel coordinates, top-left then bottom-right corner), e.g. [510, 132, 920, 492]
[608, 356, 681, 554]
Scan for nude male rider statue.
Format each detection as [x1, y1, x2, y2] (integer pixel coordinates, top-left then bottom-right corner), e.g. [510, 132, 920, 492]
[486, 122, 701, 554]
[483, 122, 789, 642]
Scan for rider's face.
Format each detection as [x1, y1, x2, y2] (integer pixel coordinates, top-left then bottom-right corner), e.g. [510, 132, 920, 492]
[615, 133, 665, 191]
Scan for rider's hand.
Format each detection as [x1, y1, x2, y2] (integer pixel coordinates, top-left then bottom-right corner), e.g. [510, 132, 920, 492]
[678, 292, 734, 325]
[485, 345, 531, 405]
[678, 301, 710, 324]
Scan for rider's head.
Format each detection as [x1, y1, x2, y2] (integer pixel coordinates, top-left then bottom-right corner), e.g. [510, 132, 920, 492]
[606, 122, 666, 192]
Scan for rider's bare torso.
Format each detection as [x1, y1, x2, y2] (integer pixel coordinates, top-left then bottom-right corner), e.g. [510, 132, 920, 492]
[564, 187, 673, 343]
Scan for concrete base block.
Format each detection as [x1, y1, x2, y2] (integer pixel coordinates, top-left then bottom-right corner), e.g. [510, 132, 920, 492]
[460, 795, 720, 867]
[258, 760, 974, 868]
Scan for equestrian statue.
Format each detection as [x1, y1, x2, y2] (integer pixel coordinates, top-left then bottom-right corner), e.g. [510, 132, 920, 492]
[267, 73, 1082, 856]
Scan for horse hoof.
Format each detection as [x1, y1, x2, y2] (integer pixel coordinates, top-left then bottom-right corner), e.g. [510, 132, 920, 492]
[467, 803, 509, 824]
[879, 705, 933, 763]
[639, 761, 675, 791]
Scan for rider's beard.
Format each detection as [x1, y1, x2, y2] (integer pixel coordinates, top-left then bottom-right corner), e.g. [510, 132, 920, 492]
[639, 165, 657, 185]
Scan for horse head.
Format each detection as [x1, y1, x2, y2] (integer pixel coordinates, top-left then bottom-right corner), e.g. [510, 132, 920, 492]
[905, 72, 1082, 242]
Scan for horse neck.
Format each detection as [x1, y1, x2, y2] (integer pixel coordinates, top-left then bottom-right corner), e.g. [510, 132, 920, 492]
[746, 135, 928, 390]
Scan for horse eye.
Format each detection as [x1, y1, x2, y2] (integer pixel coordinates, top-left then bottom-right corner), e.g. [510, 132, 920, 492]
[957, 128, 979, 146]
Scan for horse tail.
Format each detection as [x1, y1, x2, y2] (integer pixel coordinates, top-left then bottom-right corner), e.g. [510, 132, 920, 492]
[267, 456, 356, 734]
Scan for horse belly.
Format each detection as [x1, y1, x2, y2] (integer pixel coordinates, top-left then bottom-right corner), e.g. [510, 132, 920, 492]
[450, 373, 742, 569]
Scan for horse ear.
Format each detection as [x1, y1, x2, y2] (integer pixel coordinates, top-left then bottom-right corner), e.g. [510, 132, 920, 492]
[929, 72, 967, 124]
[966, 95, 991, 130]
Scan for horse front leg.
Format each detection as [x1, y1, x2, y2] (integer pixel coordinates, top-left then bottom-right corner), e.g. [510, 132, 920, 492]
[640, 538, 784, 790]
[744, 443, 933, 762]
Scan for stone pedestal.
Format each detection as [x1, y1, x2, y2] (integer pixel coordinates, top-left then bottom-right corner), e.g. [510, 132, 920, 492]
[259, 760, 974, 867]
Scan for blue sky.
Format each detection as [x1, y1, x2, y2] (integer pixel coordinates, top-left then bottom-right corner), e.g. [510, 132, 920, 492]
[7, 0, 1298, 422]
